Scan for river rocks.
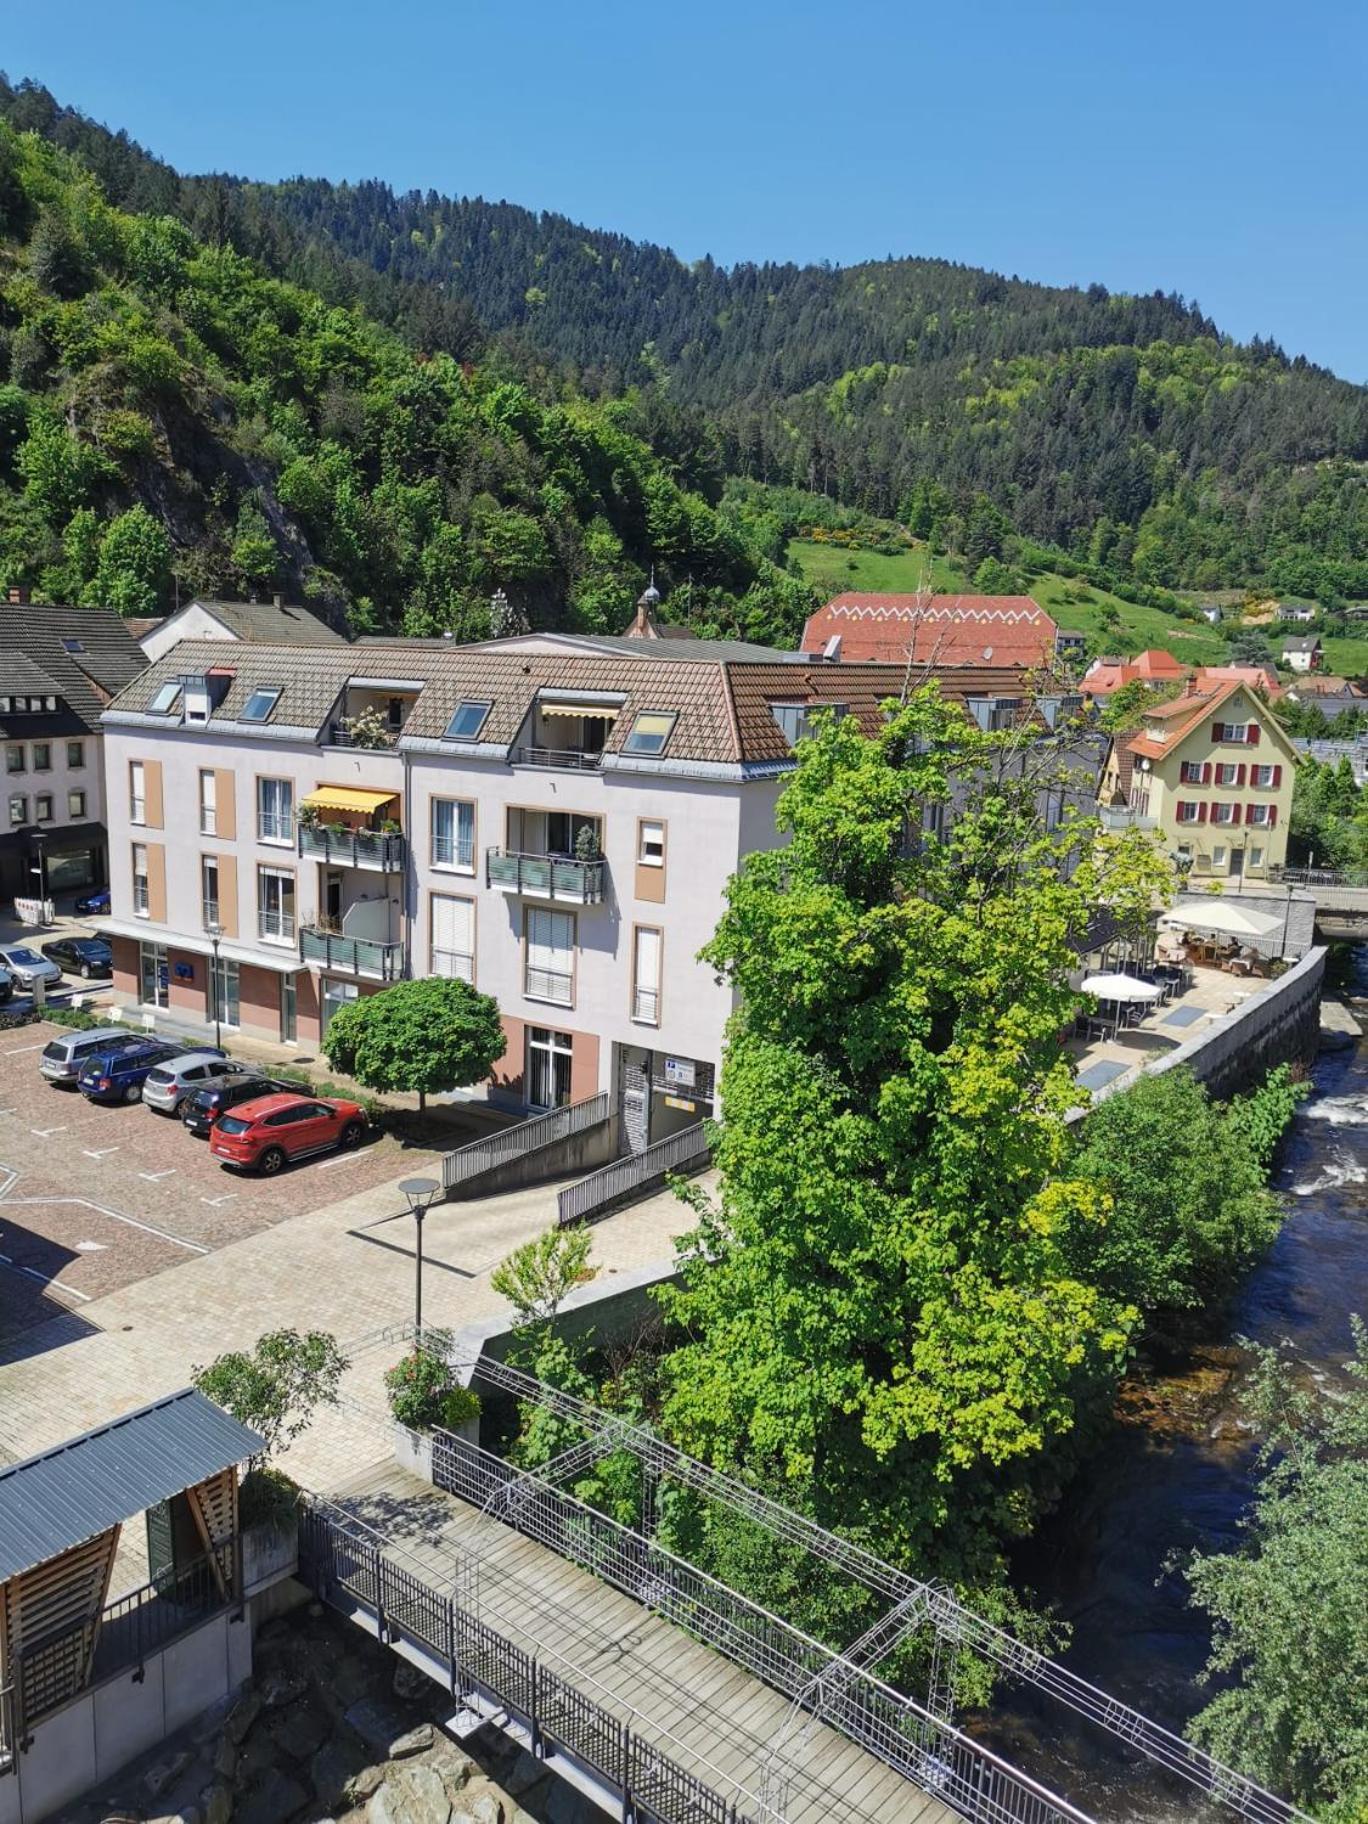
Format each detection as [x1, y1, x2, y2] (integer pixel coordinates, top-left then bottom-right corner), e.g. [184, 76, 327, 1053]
[224, 1689, 263, 1745]
[235, 1764, 309, 1824]
[311, 1731, 369, 1806]
[346, 1763, 390, 1804]
[345, 1697, 422, 1757]
[389, 1724, 436, 1760]
[144, 1750, 194, 1798]
[368, 1763, 453, 1824]
[259, 1665, 309, 1709]
[199, 1779, 232, 1824]
[269, 1696, 332, 1762]
[452, 1789, 504, 1824]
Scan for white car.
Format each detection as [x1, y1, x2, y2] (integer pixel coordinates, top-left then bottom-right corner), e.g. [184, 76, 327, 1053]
[0, 944, 62, 991]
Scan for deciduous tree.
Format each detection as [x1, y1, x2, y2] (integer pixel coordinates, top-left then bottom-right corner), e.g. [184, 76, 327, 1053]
[320, 975, 505, 1113]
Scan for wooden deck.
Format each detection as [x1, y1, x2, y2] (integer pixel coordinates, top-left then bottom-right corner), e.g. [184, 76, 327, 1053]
[329, 1459, 959, 1824]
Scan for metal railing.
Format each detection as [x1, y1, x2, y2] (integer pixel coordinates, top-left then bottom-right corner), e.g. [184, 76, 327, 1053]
[326, 721, 398, 749]
[431, 947, 475, 982]
[487, 848, 606, 904]
[1276, 865, 1363, 887]
[299, 824, 405, 871]
[442, 1090, 610, 1192]
[4, 1545, 235, 1751]
[1096, 806, 1157, 832]
[298, 1501, 768, 1824]
[525, 964, 573, 1005]
[258, 908, 296, 944]
[558, 1124, 711, 1226]
[429, 1436, 1094, 1824]
[300, 927, 405, 980]
[257, 811, 294, 844]
[201, 897, 220, 931]
[132, 880, 149, 915]
[632, 985, 660, 1024]
[432, 831, 476, 871]
[510, 744, 604, 771]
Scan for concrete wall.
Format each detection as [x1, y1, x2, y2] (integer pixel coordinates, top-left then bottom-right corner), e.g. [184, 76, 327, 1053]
[447, 1111, 620, 1201]
[452, 1253, 682, 1383]
[1071, 944, 1327, 1123]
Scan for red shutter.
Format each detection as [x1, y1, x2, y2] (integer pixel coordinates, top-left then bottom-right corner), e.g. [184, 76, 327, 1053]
[1247, 723, 1261, 745]
[1198, 802, 1208, 823]
[1237, 764, 1247, 787]
[1272, 765, 1282, 787]
[1268, 805, 1278, 827]
[1244, 803, 1255, 824]
[1202, 762, 1212, 784]
[1212, 721, 1225, 741]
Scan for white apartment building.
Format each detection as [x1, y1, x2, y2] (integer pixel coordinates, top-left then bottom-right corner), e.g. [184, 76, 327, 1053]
[99, 635, 919, 1144]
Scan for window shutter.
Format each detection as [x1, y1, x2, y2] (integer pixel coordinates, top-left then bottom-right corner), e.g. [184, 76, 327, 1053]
[1237, 764, 1246, 787]
[1272, 765, 1282, 787]
[1247, 723, 1261, 745]
[1201, 762, 1211, 784]
[1212, 722, 1224, 741]
[1244, 803, 1255, 824]
[1268, 805, 1278, 827]
[1197, 802, 1208, 823]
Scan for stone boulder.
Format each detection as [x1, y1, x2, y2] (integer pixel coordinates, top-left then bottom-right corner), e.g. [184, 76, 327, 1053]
[368, 1763, 453, 1824]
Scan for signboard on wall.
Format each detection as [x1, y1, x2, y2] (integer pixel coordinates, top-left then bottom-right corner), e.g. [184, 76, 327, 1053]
[174, 962, 195, 982]
[663, 1056, 696, 1089]
[664, 1095, 696, 1113]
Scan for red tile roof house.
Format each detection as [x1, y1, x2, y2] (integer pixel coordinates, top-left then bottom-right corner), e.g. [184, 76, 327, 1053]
[800, 594, 1060, 672]
[1081, 649, 1188, 696]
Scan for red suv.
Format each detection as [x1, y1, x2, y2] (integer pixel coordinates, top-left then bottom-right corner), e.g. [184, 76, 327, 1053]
[209, 1093, 367, 1174]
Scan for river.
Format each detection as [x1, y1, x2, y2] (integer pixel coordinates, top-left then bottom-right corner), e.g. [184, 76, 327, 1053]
[999, 989, 1368, 1820]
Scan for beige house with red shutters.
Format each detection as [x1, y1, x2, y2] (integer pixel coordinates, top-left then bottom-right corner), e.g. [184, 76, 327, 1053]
[1098, 680, 1298, 881]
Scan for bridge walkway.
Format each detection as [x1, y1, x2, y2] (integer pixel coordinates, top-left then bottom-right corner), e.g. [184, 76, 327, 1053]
[327, 1459, 959, 1824]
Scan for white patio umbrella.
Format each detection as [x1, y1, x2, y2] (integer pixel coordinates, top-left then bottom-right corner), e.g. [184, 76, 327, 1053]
[1080, 972, 1162, 1002]
[1158, 900, 1283, 942]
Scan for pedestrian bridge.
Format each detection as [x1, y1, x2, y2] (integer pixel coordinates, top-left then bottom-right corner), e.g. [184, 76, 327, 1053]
[1277, 869, 1368, 939]
[301, 1343, 1311, 1824]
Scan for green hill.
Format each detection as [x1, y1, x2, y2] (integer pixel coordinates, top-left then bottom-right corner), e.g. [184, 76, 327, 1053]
[0, 122, 805, 636]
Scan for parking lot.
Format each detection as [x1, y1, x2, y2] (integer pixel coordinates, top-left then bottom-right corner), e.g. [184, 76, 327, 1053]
[0, 1019, 448, 1345]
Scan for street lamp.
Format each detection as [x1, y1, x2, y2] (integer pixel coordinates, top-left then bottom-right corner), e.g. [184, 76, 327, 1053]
[399, 1177, 440, 1335]
[206, 921, 223, 1049]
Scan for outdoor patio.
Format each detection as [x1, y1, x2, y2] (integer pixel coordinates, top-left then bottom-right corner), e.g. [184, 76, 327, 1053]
[1066, 960, 1266, 1100]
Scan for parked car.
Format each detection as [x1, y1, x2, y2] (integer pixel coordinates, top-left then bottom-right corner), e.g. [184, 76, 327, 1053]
[73, 887, 110, 916]
[0, 944, 63, 991]
[40, 1026, 143, 1086]
[142, 1053, 257, 1116]
[181, 1073, 301, 1137]
[40, 936, 113, 979]
[209, 1094, 367, 1174]
[78, 1040, 225, 1105]
[0, 963, 11, 1003]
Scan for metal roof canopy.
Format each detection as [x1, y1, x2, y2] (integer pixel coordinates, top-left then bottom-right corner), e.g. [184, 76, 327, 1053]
[0, 1388, 264, 1583]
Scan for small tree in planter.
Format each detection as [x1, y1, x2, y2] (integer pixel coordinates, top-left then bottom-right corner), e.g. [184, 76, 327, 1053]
[384, 1328, 481, 1476]
[321, 975, 506, 1115]
[193, 1327, 349, 1527]
[491, 1223, 595, 1326]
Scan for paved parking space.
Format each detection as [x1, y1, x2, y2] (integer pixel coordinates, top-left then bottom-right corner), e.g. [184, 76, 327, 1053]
[0, 1020, 446, 1342]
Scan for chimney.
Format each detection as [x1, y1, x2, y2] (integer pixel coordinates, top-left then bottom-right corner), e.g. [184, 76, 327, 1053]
[7, 586, 29, 605]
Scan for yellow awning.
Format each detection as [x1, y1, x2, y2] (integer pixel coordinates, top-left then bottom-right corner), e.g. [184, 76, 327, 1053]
[301, 786, 398, 814]
[539, 701, 620, 720]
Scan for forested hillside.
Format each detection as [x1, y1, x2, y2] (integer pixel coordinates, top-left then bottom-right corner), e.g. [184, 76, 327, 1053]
[7, 73, 1368, 610]
[0, 116, 805, 635]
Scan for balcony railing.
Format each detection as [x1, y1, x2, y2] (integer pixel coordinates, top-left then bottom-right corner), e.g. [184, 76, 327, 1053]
[301, 926, 405, 981]
[431, 947, 474, 982]
[258, 908, 297, 944]
[1097, 805, 1158, 832]
[325, 721, 398, 749]
[431, 832, 475, 871]
[132, 882, 150, 915]
[298, 823, 406, 871]
[486, 847, 606, 904]
[632, 985, 659, 1024]
[509, 744, 603, 771]
[525, 964, 573, 1006]
[257, 812, 294, 845]
[202, 897, 220, 931]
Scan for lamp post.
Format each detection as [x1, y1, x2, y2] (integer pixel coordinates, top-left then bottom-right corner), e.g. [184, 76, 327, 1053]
[399, 1177, 440, 1335]
[206, 921, 223, 1049]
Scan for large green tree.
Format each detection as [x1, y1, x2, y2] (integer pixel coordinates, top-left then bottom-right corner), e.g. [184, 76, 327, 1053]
[658, 688, 1171, 1592]
[321, 975, 506, 1112]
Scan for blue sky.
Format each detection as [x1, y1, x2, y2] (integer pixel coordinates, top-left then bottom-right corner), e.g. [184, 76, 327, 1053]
[6, 0, 1367, 377]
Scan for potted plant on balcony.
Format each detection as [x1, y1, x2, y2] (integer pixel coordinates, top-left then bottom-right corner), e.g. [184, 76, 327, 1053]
[384, 1327, 482, 1480]
[298, 802, 322, 832]
[340, 705, 395, 749]
[574, 823, 602, 864]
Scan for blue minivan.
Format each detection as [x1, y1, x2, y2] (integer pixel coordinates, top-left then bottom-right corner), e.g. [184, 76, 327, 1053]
[78, 1040, 225, 1105]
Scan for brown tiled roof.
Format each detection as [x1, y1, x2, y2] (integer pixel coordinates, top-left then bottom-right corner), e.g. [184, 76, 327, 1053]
[0, 606, 147, 730]
[801, 594, 1056, 667]
[1124, 679, 1243, 761]
[189, 599, 347, 645]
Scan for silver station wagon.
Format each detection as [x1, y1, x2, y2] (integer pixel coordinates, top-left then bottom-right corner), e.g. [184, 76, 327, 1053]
[140, 1051, 246, 1115]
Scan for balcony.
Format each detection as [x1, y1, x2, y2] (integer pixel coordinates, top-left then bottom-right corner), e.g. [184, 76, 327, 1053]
[1098, 805, 1158, 832]
[300, 925, 405, 981]
[325, 721, 397, 750]
[486, 847, 606, 904]
[509, 744, 603, 772]
[299, 823, 406, 872]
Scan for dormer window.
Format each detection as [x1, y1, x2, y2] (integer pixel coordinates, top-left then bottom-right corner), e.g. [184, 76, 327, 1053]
[241, 686, 282, 723]
[148, 681, 182, 716]
[184, 677, 211, 725]
[770, 704, 812, 745]
[623, 710, 677, 757]
[444, 699, 492, 740]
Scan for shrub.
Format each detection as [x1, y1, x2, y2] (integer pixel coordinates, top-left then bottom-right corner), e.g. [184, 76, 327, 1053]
[384, 1329, 480, 1432]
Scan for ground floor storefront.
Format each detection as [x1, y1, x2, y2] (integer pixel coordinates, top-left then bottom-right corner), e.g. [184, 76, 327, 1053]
[108, 934, 341, 1047]
[0, 821, 106, 904]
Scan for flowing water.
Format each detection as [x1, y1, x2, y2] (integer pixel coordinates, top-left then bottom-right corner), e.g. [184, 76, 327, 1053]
[997, 988, 1368, 1821]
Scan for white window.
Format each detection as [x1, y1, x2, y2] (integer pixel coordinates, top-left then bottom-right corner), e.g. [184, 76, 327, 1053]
[258, 867, 296, 943]
[1212, 846, 1227, 867]
[4, 745, 22, 774]
[1252, 764, 1278, 788]
[7, 794, 26, 825]
[1249, 846, 1265, 870]
[34, 793, 52, 822]
[210, 955, 240, 1028]
[1220, 722, 1248, 743]
[139, 940, 168, 1008]
[525, 907, 574, 1006]
[443, 700, 492, 740]
[632, 926, 661, 1024]
[32, 743, 50, 772]
[68, 789, 86, 819]
[1247, 804, 1272, 826]
[257, 777, 293, 845]
[1215, 763, 1241, 786]
[199, 769, 217, 835]
[129, 760, 146, 825]
[526, 1026, 573, 1110]
[638, 820, 665, 867]
[1212, 803, 1238, 825]
[202, 856, 220, 930]
[132, 843, 150, 916]
[623, 710, 677, 756]
[241, 686, 281, 723]
[66, 741, 84, 769]
[431, 798, 475, 871]
[431, 894, 474, 981]
[148, 681, 182, 716]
